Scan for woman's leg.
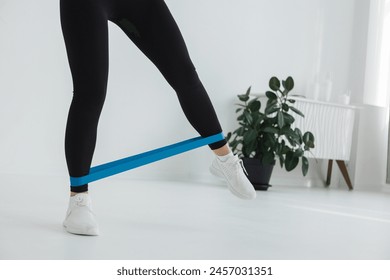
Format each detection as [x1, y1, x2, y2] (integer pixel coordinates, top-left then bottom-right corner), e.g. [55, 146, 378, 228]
[110, 0, 227, 150]
[60, 0, 110, 235]
[60, 0, 110, 194]
[109, 0, 255, 199]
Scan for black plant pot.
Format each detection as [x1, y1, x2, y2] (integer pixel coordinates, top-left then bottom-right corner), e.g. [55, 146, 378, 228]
[242, 157, 274, 191]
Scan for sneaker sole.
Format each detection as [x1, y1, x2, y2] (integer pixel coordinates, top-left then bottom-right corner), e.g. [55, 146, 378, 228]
[210, 164, 256, 200]
[63, 223, 99, 236]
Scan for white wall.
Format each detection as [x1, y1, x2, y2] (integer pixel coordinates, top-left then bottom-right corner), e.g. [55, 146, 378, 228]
[351, 0, 390, 190]
[0, 0, 378, 188]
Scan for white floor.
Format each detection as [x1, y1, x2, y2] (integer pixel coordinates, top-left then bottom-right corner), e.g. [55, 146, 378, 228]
[1, 174, 390, 260]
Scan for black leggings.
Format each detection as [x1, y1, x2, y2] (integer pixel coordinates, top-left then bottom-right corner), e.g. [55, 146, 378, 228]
[60, 0, 227, 192]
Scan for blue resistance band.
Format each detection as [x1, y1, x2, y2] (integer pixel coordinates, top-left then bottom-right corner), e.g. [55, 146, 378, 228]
[70, 132, 225, 187]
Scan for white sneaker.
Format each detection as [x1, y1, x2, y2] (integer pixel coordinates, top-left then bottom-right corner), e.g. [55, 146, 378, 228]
[210, 155, 257, 200]
[63, 193, 99, 236]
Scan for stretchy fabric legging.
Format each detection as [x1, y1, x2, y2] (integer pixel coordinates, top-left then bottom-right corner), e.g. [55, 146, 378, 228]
[60, 0, 227, 193]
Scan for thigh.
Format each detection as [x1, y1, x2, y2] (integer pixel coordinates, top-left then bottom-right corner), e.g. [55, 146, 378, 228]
[110, 0, 195, 86]
[60, 0, 109, 95]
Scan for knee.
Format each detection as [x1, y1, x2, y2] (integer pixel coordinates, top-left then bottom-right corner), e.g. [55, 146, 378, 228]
[72, 88, 106, 112]
[166, 62, 201, 92]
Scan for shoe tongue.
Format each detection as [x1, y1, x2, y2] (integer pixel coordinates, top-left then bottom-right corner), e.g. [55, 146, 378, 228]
[74, 194, 88, 206]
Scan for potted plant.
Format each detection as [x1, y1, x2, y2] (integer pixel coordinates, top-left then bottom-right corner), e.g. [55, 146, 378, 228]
[226, 76, 315, 190]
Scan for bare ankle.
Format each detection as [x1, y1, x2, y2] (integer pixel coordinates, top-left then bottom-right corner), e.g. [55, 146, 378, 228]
[213, 144, 232, 156]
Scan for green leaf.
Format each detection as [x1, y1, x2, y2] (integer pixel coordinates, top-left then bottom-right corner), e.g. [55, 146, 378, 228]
[269, 77, 281, 91]
[262, 126, 278, 134]
[303, 131, 315, 142]
[265, 105, 280, 115]
[233, 127, 245, 136]
[230, 142, 237, 151]
[282, 127, 295, 138]
[235, 108, 242, 113]
[285, 151, 299, 171]
[266, 91, 278, 100]
[302, 156, 309, 176]
[249, 100, 261, 112]
[245, 129, 257, 142]
[266, 116, 278, 125]
[290, 106, 305, 118]
[230, 138, 238, 146]
[303, 132, 315, 148]
[238, 94, 250, 102]
[242, 146, 250, 158]
[288, 99, 296, 104]
[288, 136, 300, 147]
[282, 145, 290, 154]
[266, 98, 278, 108]
[226, 132, 232, 141]
[283, 112, 295, 125]
[285, 77, 294, 91]
[280, 126, 290, 135]
[282, 103, 289, 112]
[283, 128, 300, 146]
[275, 142, 282, 154]
[280, 140, 289, 154]
[262, 152, 275, 164]
[244, 111, 253, 124]
[243, 136, 257, 157]
[252, 112, 264, 125]
[285, 134, 295, 147]
[266, 133, 277, 145]
[294, 128, 303, 144]
[247, 141, 257, 155]
[294, 148, 304, 157]
[294, 128, 302, 139]
[277, 111, 285, 128]
[245, 86, 252, 96]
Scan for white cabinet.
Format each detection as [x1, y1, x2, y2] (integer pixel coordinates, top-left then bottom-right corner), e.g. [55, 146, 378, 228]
[293, 98, 356, 190]
[256, 95, 356, 189]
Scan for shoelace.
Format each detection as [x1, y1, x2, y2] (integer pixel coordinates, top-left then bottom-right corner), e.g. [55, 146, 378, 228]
[74, 195, 88, 207]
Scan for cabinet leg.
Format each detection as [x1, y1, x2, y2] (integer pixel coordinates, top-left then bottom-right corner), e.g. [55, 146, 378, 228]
[326, 160, 333, 186]
[336, 160, 353, 190]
